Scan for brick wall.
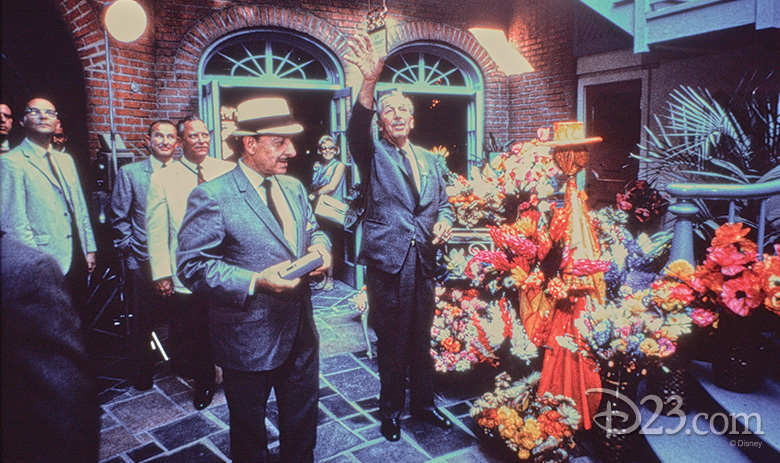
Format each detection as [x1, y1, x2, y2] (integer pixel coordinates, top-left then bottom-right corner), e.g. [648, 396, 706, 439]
[53, 0, 578, 157]
[507, 0, 578, 143]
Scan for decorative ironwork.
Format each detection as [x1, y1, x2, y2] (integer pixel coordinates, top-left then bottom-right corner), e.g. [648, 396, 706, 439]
[204, 37, 329, 82]
[381, 51, 467, 88]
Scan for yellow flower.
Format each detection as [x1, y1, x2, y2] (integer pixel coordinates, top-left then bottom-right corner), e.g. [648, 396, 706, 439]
[623, 297, 646, 315]
[517, 448, 531, 460]
[666, 260, 695, 281]
[514, 215, 536, 237]
[511, 267, 528, 287]
[639, 338, 659, 355]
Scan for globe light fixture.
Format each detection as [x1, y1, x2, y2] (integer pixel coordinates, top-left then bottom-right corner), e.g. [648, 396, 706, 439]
[105, 0, 147, 43]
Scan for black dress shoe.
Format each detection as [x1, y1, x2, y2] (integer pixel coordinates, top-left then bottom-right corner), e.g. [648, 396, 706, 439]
[193, 387, 214, 410]
[413, 408, 452, 429]
[380, 418, 401, 442]
[131, 368, 153, 391]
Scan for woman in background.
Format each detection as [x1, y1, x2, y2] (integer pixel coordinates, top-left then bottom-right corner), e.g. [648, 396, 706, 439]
[309, 135, 346, 291]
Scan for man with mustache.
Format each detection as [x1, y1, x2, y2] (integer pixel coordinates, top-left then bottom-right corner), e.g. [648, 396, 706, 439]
[177, 97, 330, 462]
[146, 116, 233, 409]
[1, 98, 97, 309]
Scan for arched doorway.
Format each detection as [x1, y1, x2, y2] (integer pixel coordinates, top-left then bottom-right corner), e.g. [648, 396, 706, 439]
[377, 42, 483, 177]
[199, 28, 347, 184]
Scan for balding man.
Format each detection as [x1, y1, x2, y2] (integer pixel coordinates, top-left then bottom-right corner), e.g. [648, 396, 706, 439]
[1, 98, 97, 310]
[0, 103, 12, 153]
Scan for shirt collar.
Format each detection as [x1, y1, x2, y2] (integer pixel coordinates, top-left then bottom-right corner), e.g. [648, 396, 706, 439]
[22, 138, 51, 158]
[179, 155, 200, 172]
[149, 155, 171, 171]
[238, 159, 269, 188]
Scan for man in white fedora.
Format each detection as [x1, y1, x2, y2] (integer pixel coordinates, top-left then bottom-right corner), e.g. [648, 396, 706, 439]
[177, 97, 331, 463]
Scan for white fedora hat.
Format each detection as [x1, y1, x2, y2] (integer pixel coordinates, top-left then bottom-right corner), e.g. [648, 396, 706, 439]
[232, 97, 303, 136]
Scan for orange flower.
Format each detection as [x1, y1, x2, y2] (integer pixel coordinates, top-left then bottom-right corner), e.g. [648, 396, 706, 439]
[711, 222, 756, 252]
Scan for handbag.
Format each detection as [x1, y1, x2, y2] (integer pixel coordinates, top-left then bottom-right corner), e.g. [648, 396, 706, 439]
[314, 195, 349, 226]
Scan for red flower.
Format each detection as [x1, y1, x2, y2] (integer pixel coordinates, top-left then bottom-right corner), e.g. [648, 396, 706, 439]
[691, 308, 718, 327]
[571, 259, 611, 276]
[691, 271, 724, 294]
[720, 271, 762, 317]
[634, 207, 651, 223]
[616, 193, 632, 211]
[469, 250, 514, 273]
[669, 283, 696, 304]
[704, 245, 756, 276]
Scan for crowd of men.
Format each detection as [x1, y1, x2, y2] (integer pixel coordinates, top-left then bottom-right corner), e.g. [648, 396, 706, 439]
[1, 33, 454, 463]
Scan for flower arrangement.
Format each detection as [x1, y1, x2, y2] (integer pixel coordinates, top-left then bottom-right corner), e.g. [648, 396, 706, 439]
[471, 372, 580, 462]
[430, 286, 537, 372]
[446, 170, 507, 227]
[489, 140, 562, 205]
[464, 206, 555, 295]
[557, 296, 673, 376]
[445, 137, 563, 229]
[589, 207, 664, 300]
[689, 223, 780, 324]
[616, 180, 669, 230]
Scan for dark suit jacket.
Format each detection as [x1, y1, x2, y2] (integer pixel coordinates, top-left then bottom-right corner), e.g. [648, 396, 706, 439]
[176, 166, 330, 372]
[346, 103, 453, 276]
[1, 235, 99, 463]
[110, 157, 154, 269]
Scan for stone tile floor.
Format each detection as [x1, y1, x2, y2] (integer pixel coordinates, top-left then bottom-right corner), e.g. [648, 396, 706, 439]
[94, 281, 596, 463]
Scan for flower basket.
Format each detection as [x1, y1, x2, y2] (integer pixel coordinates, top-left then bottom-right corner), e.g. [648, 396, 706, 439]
[592, 362, 644, 463]
[471, 372, 580, 462]
[712, 310, 765, 393]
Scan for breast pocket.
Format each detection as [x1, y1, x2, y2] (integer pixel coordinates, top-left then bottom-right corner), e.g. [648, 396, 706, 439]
[33, 233, 51, 245]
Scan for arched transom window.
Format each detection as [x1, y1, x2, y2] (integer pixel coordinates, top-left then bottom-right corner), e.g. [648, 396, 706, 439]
[383, 52, 467, 88]
[201, 29, 342, 87]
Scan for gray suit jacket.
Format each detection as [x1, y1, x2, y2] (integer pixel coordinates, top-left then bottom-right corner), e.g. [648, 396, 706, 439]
[176, 166, 330, 372]
[110, 157, 155, 269]
[346, 103, 452, 276]
[0, 139, 97, 274]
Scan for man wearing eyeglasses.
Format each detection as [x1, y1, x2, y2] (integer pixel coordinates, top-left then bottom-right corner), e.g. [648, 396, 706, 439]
[0, 98, 97, 311]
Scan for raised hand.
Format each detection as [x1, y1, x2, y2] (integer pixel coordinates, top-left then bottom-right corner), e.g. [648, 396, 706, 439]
[344, 32, 384, 84]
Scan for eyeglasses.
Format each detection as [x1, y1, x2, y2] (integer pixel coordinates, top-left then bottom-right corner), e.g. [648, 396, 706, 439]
[25, 108, 58, 118]
[319, 145, 337, 152]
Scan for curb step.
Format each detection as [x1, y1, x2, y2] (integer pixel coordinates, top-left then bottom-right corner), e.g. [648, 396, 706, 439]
[690, 360, 780, 462]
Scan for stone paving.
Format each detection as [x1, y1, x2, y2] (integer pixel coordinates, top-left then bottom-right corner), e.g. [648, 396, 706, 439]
[94, 281, 595, 463]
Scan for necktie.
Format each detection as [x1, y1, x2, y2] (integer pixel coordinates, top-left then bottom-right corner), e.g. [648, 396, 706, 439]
[399, 149, 419, 198]
[262, 179, 283, 228]
[45, 151, 62, 185]
[197, 164, 205, 184]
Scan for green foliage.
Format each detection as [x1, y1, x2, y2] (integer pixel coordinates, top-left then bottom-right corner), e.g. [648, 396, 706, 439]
[635, 76, 780, 185]
[633, 75, 780, 247]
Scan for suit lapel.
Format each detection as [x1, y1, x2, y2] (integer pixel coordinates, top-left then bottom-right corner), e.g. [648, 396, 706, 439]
[23, 147, 61, 191]
[232, 168, 295, 256]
